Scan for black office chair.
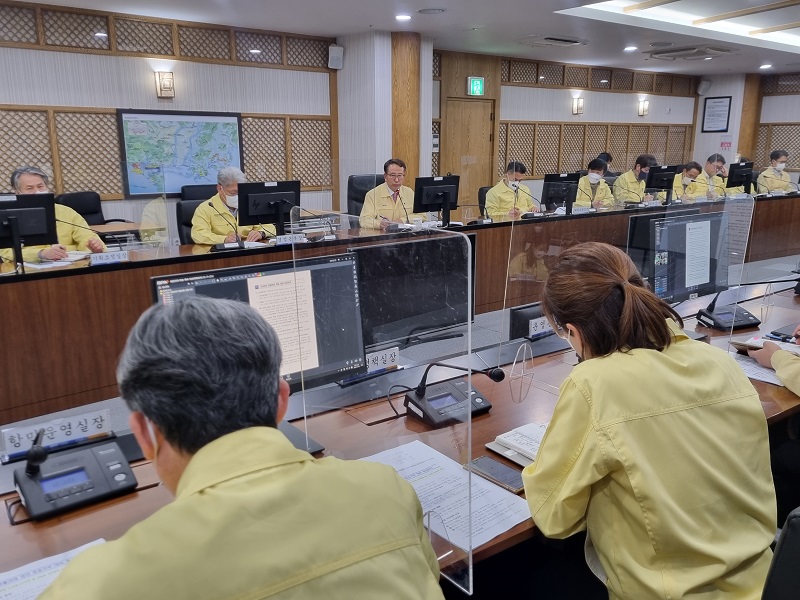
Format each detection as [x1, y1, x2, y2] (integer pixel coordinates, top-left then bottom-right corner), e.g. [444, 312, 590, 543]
[603, 174, 619, 189]
[346, 174, 383, 217]
[477, 186, 491, 218]
[180, 184, 218, 201]
[176, 199, 204, 245]
[55, 191, 137, 242]
[763, 506, 800, 600]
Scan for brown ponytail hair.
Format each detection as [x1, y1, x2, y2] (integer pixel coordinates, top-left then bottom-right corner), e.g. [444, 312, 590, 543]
[542, 242, 683, 357]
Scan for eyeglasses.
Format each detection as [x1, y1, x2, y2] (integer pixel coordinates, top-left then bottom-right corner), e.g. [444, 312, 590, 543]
[386, 173, 405, 179]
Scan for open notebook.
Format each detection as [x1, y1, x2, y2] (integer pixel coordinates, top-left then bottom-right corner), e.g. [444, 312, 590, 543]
[486, 422, 548, 468]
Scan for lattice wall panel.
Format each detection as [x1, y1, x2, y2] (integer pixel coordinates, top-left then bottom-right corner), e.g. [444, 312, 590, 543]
[433, 53, 441, 78]
[633, 72, 654, 93]
[666, 127, 687, 165]
[655, 74, 673, 94]
[510, 61, 537, 84]
[178, 25, 230, 60]
[432, 121, 440, 176]
[507, 124, 535, 175]
[586, 125, 607, 162]
[564, 66, 589, 89]
[43, 10, 109, 49]
[672, 76, 692, 96]
[649, 126, 668, 164]
[539, 63, 564, 86]
[0, 5, 36, 43]
[590, 68, 611, 89]
[762, 73, 800, 95]
[289, 119, 332, 186]
[55, 113, 122, 194]
[497, 123, 507, 178]
[0, 110, 52, 194]
[501, 60, 510, 83]
[235, 31, 282, 64]
[534, 125, 559, 176]
[612, 71, 634, 91]
[609, 125, 629, 169]
[561, 125, 585, 173]
[768, 125, 800, 169]
[115, 18, 174, 55]
[286, 37, 328, 68]
[242, 117, 286, 182]
[755, 125, 768, 169]
[629, 125, 648, 161]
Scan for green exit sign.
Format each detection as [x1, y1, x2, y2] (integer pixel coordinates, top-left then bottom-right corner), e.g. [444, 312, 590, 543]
[467, 76, 485, 96]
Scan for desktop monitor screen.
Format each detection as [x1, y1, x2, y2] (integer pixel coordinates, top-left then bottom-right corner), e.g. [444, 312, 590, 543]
[650, 211, 729, 304]
[237, 180, 301, 236]
[726, 161, 754, 193]
[645, 165, 679, 203]
[0, 193, 58, 249]
[626, 207, 700, 282]
[151, 253, 366, 392]
[349, 233, 476, 350]
[412, 175, 460, 226]
[542, 173, 579, 212]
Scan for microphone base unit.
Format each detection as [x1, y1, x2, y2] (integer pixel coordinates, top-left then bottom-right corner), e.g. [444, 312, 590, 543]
[404, 379, 492, 429]
[211, 241, 245, 252]
[696, 305, 761, 331]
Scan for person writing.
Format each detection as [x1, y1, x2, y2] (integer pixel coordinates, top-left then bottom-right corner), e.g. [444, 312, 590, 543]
[612, 154, 657, 204]
[485, 161, 538, 220]
[1, 166, 104, 264]
[523, 242, 776, 600]
[691, 153, 728, 200]
[190, 167, 275, 244]
[575, 159, 613, 209]
[757, 150, 794, 194]
[749, 325, 800, 396]
[670, 161, 703, 202]
[358, 159, 425, 230]
[41, 296, 445, 599]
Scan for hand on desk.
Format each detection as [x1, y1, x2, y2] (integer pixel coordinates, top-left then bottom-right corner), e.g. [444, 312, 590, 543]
[749, 342, 782, 369]
[87, 238, 104, 253]
[507, 207, 522, 219]
[245, 230, 264, 243]
[39, 244, 68, 261]
[224, 232, 239, 243]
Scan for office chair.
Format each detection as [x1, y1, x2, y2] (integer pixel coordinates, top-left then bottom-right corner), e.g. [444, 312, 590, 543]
[180, 184, 218, 201]
[762, 506, 800, 600]
[602, 174, 619, 189]
[55, 191, 138, 242]
[477, 186, 491, 218]
[176, 199, 204, 245]
[346, 174, 383, 217]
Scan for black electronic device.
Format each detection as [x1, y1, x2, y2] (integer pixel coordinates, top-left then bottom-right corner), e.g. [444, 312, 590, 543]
[151, 253, 367, 392]
[14, 441, 137, 520]
[541, 173, 579, 213]
[237, 180, 301, 236]
[0, 193, 58, 273]
[404, 379, 493, 428]
[770, 323, 799, 341]
[465, 455, 524, 494]
[413, 175, 460, 227]
[644, 164, 678, 204]
[508, 301, 555, 342]
[726, 161, 754, 195]
[625, 207, 700, 282]
[696, 304, 761, 330]
[349, 234, 476, 350]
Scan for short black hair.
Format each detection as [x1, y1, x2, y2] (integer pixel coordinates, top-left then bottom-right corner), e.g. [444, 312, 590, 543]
[587, 158, 607, 172]
[707, 153, 726, 165]
[384, 158, 406, 173]
[683, 161, 703, 173]
[635, 154, 657, 169]
[506, 161, 527, 175]
[597, 152, 613, 164]
[770, 150, 789, 161]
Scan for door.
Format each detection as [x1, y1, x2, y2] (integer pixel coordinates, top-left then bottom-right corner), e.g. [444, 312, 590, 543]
[443, 98, 495, 211]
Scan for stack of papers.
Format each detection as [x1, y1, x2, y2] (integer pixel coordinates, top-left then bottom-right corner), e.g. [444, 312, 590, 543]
[494, 422, 548, 461]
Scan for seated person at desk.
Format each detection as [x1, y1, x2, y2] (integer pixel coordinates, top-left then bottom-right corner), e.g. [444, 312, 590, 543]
[508, 240, 550, 281]
[41, 297, 444, 600]
[190, 167, 274, 244]
[358, 158, 425, 231]
[576, 159, 614, 209]
[597, 152, 619, 176]
[523, 242, 776, 600]
[0, 166, 104, 263]
[688, 153, 727, 201]
[612, 154, 657, 204]
[485, 161, 538, 220]
[749, 326, 800, 396]
[757, 150, 794, 194]
[671, 161, 704, 202]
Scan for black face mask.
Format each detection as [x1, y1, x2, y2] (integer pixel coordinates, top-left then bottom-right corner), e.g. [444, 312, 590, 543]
[638, 170, 648, 182]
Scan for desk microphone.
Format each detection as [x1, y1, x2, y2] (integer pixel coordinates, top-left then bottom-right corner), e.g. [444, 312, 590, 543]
[511, 182, 542, 211]
[24, 429, 48, 477]
[618, 180, 645, 206]
[55, 219, 124, 249]
[207, 201, 242, 245]
[697, 277, 800, 330]
[412, 362, 505, 398]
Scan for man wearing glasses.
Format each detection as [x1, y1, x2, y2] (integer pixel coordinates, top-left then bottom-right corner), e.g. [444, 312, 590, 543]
[359, 158, 426, 231]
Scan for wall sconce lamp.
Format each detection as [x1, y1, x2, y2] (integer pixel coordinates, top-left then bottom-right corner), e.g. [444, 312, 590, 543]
[155, 71, 175, 98]
[571, 97, 584, 115]
[638, 99, 649, 117]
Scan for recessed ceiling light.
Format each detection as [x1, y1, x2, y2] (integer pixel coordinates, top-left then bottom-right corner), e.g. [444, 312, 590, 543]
[704, 57, 713, 60]
[418, 8, 446, 14]
[249, 49, 262, 54]
[396, 14, 412, 21]
[94, 32, 108, 38]
[760, 64, 772, 69]
[624, 46, 637, 52]
[600, 79, 609, 83]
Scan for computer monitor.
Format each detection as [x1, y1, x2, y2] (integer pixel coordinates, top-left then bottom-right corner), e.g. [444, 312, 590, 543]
[237, 180, 301, 236]
[349, 233, 476, 350]
[151, 253, 366, 392]
[626, 207, 700, 282]
[0, 194, 58, 271]
[649, 211, 729, 304]
[726, 161, 754, 195]
[542, 173, 579, 213]
[412, 175, 459, 227]
[645, 164, 678, 204]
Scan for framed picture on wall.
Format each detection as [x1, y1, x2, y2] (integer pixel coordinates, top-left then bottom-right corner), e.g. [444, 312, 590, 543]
[117, 109, 243, 197]
[701, 96, 731, 133]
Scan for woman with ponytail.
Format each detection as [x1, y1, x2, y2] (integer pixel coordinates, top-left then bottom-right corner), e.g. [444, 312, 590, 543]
[522, 242, 776, 600]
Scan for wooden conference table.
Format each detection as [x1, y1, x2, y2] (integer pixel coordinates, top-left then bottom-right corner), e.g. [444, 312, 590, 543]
[1, 288, 799, 574]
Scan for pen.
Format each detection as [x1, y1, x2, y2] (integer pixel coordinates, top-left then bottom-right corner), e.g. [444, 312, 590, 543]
[379, 215, 390, 221]
[764, 334, 788, 342]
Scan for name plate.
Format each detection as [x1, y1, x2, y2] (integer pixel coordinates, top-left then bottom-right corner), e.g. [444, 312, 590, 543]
[643, 200, 662, 208]
[366, 346, 400, 372]
[90, 250, 129, 266]
[570, 206, 594, 215]
[529, 317, 554, 340]
[274, 234, 306, 246]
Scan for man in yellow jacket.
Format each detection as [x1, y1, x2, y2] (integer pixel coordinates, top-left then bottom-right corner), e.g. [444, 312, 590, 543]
[612, 154, 657, 204]
[485, 161, 538, 220]
[671, 161, 704, 202]
[688, 153, 728, 200]
[575, 158, 614, 208]
[757, 150, 794, 194]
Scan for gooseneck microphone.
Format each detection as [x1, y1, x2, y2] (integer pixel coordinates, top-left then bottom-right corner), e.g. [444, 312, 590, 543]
[697, 277, 800, 330]
[207, 201, 241, 243]
[413, 362, 505, 397]
[511, 181, 542, 211]
[24, 429, 48, 477]
[55, 218, 124, 248]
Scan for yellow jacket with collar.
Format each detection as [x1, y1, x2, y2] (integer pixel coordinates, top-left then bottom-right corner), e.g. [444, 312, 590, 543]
[191, 193, 275, 244]
[757, 168, 793, 194]
[485, 180, 536, 220]
[359, 184, 423, 229]
[576, 176, 613, 208]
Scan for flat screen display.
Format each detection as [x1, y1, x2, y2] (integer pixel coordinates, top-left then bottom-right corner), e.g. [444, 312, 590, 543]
[40, 468, 89, 494]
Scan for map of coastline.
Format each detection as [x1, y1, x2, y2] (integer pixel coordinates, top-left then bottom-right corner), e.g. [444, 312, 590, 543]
[121, 113, 241, 196]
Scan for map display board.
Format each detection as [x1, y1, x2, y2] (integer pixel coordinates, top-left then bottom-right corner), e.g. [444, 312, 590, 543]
[117, 110, 243, 197]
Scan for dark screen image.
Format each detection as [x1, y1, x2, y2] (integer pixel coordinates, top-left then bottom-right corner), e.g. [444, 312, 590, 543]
[627, 207, 700, 281]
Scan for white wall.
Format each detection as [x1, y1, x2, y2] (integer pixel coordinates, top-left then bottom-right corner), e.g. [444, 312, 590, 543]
[760, 94, 800, 123]
[692, 74, 745, 164]
[500, 86, 695, 124]
[418, 37, 433, 177]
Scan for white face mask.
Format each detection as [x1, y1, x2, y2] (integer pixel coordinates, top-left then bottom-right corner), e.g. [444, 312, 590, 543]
[587, 173, 602, 185]
[224, 194, 239, 209]
[775, 163, 786, 172]
[507, 179, 520, 191]
[683, 176, 694, 186]
[35, 190, 49, 194]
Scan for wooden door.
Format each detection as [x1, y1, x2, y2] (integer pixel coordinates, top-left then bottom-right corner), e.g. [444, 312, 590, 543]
[443, 98, 495, 209]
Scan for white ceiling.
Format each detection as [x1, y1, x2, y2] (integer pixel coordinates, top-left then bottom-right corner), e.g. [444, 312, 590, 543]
[23, 0, 800, 75]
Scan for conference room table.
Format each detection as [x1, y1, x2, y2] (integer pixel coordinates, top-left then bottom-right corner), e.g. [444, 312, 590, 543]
[1, 287, 799, 575]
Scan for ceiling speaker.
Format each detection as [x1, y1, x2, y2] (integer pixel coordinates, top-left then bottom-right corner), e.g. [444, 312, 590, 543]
[697, 78, 712, 95]
[328, 45, 344, 70]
